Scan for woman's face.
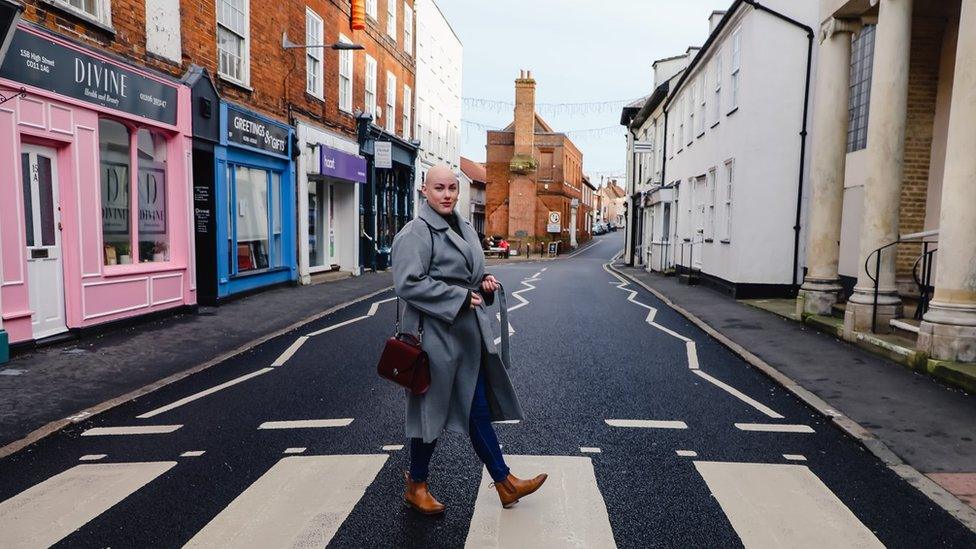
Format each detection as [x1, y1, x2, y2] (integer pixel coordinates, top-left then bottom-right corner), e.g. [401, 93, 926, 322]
[423, 177, 459, 216]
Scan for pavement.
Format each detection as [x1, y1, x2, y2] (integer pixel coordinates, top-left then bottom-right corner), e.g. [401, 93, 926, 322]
[0, 272, 393, 454]
[1, 232, 974, 547]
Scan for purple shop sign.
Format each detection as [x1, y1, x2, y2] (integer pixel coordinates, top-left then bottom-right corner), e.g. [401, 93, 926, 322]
[319, 146, 367, 184]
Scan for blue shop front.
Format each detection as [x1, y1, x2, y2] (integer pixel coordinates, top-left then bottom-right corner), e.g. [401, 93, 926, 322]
[186, 68, 297, 303]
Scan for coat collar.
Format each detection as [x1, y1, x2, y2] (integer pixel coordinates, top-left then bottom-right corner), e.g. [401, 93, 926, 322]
[419, 200, 475, 271]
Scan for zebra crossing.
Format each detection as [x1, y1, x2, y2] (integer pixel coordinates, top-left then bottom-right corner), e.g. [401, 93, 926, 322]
[0, 450, 884, 548]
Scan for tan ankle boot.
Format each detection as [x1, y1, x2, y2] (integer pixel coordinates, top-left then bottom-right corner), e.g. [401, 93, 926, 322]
[404, 471, 446, 515]
[494, 473, 548, 508]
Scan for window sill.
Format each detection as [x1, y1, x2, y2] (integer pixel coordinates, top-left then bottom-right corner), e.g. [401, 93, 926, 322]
[102, 262, 188, 278]
[726, 107, 739, 116]
[720, 239, 731, 244]
[40, 1, 116, 35]
[218, 75, 253, 93]
[230, 266, 290, 279]
[711, 120, 720, 129]
[305, 91, 324, 103]
[704, 238, 714, 243]
[697, 131, 706, 138]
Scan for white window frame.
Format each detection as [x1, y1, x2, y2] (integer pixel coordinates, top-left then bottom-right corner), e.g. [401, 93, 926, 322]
[706, 168, 716, 239]
[364, 55, 378, 115]
[730, 28, 741, 112]
[366, 0, 378, 19]
[386, 71, 397, 133]
[713, 50, 722, 125]
[386, 0, 397, 41]
[403, 84, 412, 140]
[677, 102, 684, 153]
[723, 159, 734, 242]
[53, 0, 112, 27]
[338, 33, 354, 113]
[305, 8, 324, 98]
[698, 74, 706, 136]
[687, 84, 695, 145]
[403, 3, 414, 56]
[216, 0, 250, 86]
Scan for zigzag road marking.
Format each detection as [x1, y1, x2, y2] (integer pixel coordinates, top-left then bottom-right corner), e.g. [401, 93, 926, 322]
[603, 255, 784, 419]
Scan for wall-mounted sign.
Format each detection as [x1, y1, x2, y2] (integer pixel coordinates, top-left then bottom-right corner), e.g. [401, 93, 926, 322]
[374, 141, 392, 169]
[0, 28, 178, 124]
[319, 145, 367, 183]
[226, 106, 289, 155]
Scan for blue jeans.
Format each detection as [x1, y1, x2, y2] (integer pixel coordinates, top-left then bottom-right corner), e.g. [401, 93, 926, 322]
[409, 367, 511, 483]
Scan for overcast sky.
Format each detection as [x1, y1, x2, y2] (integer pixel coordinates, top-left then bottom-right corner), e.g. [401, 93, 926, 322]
[434, 0, 731, 183]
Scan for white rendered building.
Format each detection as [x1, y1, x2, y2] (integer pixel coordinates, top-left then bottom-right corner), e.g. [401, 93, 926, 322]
[414, 0, 463, 214]
[639, 2, 819, 298]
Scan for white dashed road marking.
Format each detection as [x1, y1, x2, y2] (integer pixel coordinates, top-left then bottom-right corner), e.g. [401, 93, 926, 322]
[734, 423, 815, 434]
[257, 419, 354, 430]
[79, 454, 107, 461]
[82, 425, 183, 436]
[605, 419, 688, 429]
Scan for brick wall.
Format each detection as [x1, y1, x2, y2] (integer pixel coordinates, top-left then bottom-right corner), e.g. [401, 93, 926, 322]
[17, 0, 414, 138]
[896, 17, 944, 281]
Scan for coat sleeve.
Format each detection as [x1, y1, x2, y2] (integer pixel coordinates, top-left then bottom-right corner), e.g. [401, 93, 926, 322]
[392, 222, 470, 324]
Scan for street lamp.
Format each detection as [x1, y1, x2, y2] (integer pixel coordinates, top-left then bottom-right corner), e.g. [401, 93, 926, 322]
[281, 31, 365, 51]
[0, 0, 23, 66]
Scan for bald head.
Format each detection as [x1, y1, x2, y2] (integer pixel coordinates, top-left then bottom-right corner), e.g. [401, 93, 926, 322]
[425, 164, 457, 187]
[422, 164, 460, 216]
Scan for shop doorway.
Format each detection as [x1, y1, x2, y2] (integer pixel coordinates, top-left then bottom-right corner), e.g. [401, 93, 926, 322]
[21, 145, 67, 339]
[308, 180, 336, 270]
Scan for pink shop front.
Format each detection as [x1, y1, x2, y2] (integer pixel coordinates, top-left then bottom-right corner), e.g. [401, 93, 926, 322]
[0, 25, 195, 348]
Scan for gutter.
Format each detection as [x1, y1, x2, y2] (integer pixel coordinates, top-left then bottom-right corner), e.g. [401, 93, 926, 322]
[661, 0, 814, 287]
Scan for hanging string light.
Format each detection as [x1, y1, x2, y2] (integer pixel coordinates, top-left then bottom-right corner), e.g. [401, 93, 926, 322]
[460, 120, 623, 141]
[463, 97, 643, 117]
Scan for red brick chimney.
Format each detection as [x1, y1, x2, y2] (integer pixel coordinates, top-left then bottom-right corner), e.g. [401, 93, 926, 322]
[514, 69, 536, 157]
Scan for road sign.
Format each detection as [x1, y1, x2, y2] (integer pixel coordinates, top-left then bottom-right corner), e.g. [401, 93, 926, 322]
[374, 141, 392, 169]
[547, 211, 561, 233]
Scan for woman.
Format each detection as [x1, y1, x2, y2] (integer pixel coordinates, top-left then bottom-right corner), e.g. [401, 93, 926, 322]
[391, 164, 547, 515]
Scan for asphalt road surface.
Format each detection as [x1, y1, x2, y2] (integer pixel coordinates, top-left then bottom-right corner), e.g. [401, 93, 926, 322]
[1, 232, 974, 548]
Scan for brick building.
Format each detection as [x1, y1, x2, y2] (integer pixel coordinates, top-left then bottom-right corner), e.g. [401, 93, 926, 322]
[485, 70, 589, 250]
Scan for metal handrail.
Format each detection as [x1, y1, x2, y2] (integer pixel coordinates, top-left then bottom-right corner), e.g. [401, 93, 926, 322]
[864, 229, 939, 332]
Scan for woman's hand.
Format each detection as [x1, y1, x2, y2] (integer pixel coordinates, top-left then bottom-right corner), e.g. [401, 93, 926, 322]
[481, 274, 499, 294]
[470, 291, 484, 309]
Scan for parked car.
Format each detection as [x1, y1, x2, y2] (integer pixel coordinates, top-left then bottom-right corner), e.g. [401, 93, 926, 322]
[592, 222, 607, 235]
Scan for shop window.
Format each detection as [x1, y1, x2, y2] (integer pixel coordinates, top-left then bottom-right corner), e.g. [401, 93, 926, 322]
[217, 0, 249, 85]
[137, 129, 169, 262]
[99, 119, 132, 265]
[228, 165, 285, 275]
[99, 120, 171, 265]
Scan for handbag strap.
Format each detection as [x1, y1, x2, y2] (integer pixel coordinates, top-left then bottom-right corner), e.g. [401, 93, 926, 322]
[395, 221, 434, 339]
[495, 282, 511, 370]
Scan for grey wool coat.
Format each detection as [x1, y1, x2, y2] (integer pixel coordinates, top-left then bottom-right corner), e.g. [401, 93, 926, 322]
[391, 200, 524, 443]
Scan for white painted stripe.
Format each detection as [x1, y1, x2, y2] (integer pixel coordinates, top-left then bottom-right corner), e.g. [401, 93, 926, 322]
[649, 322, 692, 342]
[676, 450, 698, 457]
[784, 454, 807, 461]
[465, 455, 615, 548]
[694, 461, 884, 548]
[580, 447, 602, 454]
[645, 307, 657, 323]
[541, 268, 547, 271]
[181, 451, 206, 457]
[283, 448, 306, 454]
[271, 336, 308, 367]
[605, 419, 688, 429]
[692, 370, 784, 419]
[0, 461, 176, 548]
[367, 296, 396, 316]
[137, 368, 274, 419]
[79, 454, 106, 461]
[686, 341, 700, 370]
[82, 425, 182, 436]
[493, 420, 520, 424]
[306, 315, 369, 336]
[382, 445, 404, 451]
[735, 423, 815, 433]
[258, 419, 354, 430]
[185, 455, 387, 548]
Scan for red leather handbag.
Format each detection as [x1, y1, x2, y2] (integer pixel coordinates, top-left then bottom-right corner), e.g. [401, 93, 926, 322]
[377, 299, 430, 395]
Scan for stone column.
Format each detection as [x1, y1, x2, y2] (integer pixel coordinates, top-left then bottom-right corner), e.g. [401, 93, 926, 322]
[844, 0, 913, 337]
[917, 0, 976, 363]
[800, 18, 859, 316]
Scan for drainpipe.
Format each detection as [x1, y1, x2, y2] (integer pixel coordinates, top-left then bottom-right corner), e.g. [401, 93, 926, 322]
[742, 0, 815, 287]
[627, 126, 640, 266]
